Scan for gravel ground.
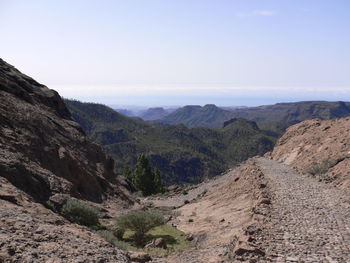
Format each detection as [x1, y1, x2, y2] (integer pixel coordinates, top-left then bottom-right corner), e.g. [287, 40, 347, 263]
[257, 158, 350, 263]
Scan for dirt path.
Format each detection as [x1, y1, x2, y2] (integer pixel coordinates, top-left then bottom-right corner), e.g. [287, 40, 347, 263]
[257, 158, 350, 263]
[148, 158, 350, 262]
[149, 161, 266, 263]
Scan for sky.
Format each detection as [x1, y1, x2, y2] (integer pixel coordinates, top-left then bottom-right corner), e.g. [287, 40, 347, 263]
[0, 0, 349, 107]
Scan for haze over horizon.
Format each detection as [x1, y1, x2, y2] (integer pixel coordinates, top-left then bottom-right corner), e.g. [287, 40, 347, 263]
[1, 0, 349, 106]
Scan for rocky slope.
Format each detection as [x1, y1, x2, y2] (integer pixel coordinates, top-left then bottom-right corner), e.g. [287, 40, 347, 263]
[0, 58, 133, 262]
[0, 58, 132, 203]
[270, 117, 350, 190]
[0, 176, 130, 262]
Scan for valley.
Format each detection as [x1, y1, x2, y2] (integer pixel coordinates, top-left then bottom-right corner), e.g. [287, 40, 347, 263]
[0, 58, 349, 263]
[2, 0, 349, 262]
[65, 99, 275, 184]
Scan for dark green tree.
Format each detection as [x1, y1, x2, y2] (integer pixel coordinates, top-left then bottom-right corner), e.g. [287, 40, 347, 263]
[134, 154, 155, 195]
[131, 154, 164, 196]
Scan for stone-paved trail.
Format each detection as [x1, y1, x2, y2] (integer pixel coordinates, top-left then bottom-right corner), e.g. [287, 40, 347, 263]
[256, 158, 350, 263]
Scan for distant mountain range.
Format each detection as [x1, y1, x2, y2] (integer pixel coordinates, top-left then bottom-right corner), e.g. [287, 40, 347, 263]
[140, 107, 174, 120]
[65, 100, 275, 184]
[114, 107, 177, 120]
[156, 104, 233, 129]
[157, 101, 350, 135]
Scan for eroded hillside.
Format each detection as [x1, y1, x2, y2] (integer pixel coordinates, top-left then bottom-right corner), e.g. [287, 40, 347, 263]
[0, 58, 133, 262]
[270, 117, 350, 190]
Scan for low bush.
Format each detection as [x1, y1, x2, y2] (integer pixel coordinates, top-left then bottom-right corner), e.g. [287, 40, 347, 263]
[61, 199, 99, 227]
[116, 210, 164, 246]
[306, 158, 335, 176]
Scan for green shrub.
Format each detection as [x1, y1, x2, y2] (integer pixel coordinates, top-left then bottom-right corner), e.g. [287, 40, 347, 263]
[306, 158, 335, 176]
[61, 199, 99, 227]
[116, 210, 165, 246]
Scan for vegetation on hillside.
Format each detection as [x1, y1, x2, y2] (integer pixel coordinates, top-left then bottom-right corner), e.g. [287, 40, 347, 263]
[61, 199, 100, 227]
[156, 104, 232, 128]
[65, 99, 275, 184]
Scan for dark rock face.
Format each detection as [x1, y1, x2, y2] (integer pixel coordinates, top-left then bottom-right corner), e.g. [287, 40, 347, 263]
[0, 58, 129, 203]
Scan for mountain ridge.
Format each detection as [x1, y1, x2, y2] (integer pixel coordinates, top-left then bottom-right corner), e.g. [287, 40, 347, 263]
[157, 101, 350, 135]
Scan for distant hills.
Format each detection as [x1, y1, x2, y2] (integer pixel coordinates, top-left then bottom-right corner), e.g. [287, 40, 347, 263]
[114, 106, 177, 120]
[157, 101, 350, 135]
[156, 104, 232, 128]
[153, 104, 232, 128]
[140, 107, 173, 120]
[65, 100, 275, 184]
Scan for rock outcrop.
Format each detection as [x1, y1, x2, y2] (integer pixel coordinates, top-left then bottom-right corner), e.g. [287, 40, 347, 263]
[270, 118, 350, 190]
[0, 58, 131, 203]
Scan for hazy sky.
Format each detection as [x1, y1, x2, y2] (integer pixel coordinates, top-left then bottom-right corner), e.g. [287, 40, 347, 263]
[1, 0, 349, 106]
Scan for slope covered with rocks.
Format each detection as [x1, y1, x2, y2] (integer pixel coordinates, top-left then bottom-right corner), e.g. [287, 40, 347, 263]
[270, 117, 350, 190]
[0, 58, 133, 262]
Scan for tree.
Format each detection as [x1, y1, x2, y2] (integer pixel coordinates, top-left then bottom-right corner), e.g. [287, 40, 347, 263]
[129, 154, 164, 196]
[116, 210, 164, 246]
[134, 154, 155, 195]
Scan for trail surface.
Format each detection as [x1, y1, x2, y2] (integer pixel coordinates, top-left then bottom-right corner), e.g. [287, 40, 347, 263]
[257, 158, 350, 263]
[149, 158, 350, 262]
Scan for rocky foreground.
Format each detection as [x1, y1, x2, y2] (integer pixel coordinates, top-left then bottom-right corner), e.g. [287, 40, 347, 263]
[0, 176, 130, 262]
